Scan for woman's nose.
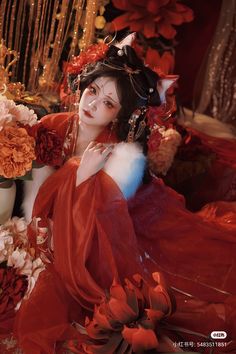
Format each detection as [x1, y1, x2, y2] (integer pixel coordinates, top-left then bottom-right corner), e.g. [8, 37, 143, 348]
[88, 99, 97, 111]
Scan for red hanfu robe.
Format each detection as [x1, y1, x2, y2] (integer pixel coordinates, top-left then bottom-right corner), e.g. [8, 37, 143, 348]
[11, 113, 236, 353]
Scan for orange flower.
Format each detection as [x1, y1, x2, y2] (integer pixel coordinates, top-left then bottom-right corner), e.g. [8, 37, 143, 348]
[112, 0, 193, 39]
[0, 125, 35, 179]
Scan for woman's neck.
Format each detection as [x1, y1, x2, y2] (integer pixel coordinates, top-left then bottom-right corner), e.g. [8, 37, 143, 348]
[75, 121, 104, 156]
[78, 121, 104, 141]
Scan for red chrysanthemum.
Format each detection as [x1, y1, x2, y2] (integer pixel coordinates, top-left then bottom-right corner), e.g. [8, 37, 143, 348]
[35, 126, 63, 166]
[0, 266, 28, 319]
[82, 272, 175, 353]
[112, 0, 193, 39]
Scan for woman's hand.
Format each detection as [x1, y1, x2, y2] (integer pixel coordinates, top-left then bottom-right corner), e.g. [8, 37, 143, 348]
[76, 142, 113, 186]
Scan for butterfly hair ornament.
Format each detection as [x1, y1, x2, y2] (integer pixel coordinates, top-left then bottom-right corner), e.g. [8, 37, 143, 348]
[63, 33, 182, 176]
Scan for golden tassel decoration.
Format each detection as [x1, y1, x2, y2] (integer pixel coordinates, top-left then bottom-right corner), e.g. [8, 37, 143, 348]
[79, 0, 99, 51]
[0, 0, 108, 95]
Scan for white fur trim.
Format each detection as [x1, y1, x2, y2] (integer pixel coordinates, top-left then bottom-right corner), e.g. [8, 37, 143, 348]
[103, 142, 146, 199]
[22, 166, 55, 222]
[179, 108, 236, 140]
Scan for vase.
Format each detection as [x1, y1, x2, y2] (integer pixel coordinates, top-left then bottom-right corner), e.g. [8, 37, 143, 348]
[0, 181, 16, 224]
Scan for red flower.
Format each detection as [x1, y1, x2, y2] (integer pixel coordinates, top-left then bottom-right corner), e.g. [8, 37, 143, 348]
[35, 126, 63, 166]
[145, 47, 175, 74]
[0, 266, 28, 319]
[82, 272, 174, 353]
[112, 0, 193, 39]
[64, 42, 109, 75]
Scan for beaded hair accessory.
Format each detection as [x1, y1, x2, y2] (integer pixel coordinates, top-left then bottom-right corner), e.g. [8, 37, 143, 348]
[127, 107, 147, 142]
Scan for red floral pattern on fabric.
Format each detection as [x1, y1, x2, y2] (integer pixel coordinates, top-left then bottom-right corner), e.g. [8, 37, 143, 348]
[35, 126, 64, 166]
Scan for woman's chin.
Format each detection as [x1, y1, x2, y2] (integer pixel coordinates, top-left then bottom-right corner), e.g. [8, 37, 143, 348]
[79, 115, 95, 125]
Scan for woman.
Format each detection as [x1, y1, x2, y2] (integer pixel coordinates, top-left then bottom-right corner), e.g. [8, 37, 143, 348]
[15, 38, 236, 353]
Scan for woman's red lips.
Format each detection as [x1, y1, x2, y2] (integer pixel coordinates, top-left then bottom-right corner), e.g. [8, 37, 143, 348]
[84, 110, 93, 118]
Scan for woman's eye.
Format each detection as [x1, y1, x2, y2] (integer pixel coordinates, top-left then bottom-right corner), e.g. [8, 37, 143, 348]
[104, 101, 113, 109]
[88, 85, 96, 94]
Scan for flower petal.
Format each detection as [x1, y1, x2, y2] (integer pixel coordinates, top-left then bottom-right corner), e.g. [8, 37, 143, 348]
[83, 333, 122, 354]
[108, 298, 137, 324]
[112, 13, 131, 31]
[123, 326, 158, 352]
[146, 308, 165, 322]
[93, 304, 120, 330]
[144, 20, 157, 38]
[110, 280, 127, 301]
[132, 327, 159, 352]
[158, 20, 177, 39]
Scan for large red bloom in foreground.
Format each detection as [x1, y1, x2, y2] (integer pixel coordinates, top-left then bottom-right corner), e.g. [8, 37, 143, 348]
[82, 272, 177, 353]
[112, 0, 193, 39]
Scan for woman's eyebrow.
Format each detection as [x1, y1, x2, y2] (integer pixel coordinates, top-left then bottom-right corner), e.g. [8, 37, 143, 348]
[105, 94, 119, 104]
[93, 82, 100, 90]
[94, 81, 120, 105]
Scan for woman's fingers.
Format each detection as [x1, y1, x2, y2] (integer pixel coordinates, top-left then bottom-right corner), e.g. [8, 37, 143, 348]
[101, 146, 113, 159]
[86, 141, 97, 150]
[93, 143, 104, 152]
[86, 142, 114, 159]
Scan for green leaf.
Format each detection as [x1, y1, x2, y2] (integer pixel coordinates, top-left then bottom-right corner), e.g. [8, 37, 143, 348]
[0, 176, 7, 183]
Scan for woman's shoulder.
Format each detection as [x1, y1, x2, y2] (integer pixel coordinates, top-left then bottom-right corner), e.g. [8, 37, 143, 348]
[40, 112, 78, 136]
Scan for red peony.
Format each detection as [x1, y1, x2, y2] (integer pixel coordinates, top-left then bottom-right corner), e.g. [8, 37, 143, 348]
[0, 266, 28, 319]
[35, 126, 63, 166]
[112, 0, 193, 39]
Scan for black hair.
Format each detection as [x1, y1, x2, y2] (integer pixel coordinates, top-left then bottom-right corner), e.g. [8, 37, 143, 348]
[78, 52, 161, 155]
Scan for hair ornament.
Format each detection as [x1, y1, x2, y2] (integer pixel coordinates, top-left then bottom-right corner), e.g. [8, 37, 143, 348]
[117, 49, 124, 56]
[127, 107, 147, 143]
[123, 64, 140, 75]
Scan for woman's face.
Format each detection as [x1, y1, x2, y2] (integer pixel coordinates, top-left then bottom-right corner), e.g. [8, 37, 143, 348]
[79, 77, 121, 128]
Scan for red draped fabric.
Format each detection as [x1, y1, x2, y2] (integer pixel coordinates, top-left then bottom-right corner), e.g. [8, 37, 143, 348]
[8, 113, 236, 353]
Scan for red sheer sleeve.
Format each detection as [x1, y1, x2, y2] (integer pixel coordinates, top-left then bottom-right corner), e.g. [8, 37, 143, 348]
[15, 156, 148, 352]
[32, 157, 144, 309]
